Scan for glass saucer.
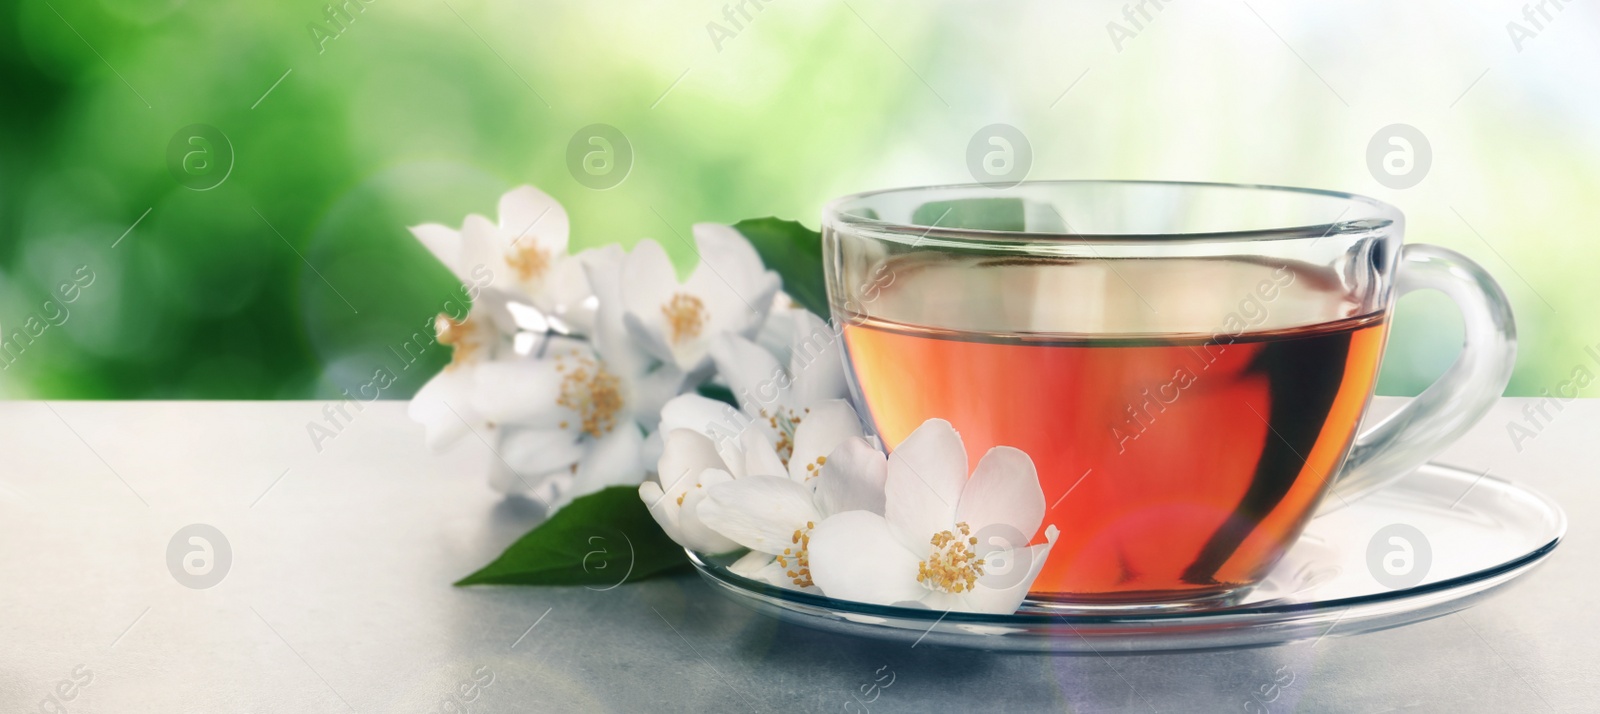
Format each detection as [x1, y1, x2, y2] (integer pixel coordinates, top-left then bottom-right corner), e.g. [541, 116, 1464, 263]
[687, 462, 1564, 653]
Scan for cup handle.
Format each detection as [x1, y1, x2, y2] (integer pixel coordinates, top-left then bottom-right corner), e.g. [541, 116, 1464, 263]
[1320, 243, 1517, 512]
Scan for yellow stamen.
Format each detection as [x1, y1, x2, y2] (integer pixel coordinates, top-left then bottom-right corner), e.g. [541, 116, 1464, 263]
[916, 522, 987, 594]
[781, 522, 815, 588]
[434, 313, 482, 367]
[661, 292, 707, 345]
[506, 241, 551, 283]
[760, 407, 803, 468]
[555, 353, 624, 438]
[769, 522, 819, 588]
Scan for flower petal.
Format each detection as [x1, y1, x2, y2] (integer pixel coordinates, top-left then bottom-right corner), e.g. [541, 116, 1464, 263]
[582, 245, 652, 378]
[497, 185, 570, 255]
[786, 310, 849, 406]
[619, 239, 681, 363]
[738, 427, 788, 479]
[579, 244, 625, 299]
[577, 426, 646, 489]
[656, 429, 726, 500]
[470, 288, 523, 336]
[960, 525, 1059, 615]
[628, 365, 694, 429]
[622, 311, 678, 370]
[686, 224, 780, 342]
[658, 393, 751, 474]
[807, 511, 926, 606]
[408, 367, 478, 449]
[497, 426, 585, 479]
[488, 460, 568, 501]
[736, 554, 814, 591]
[698, 475, 823, 556]
[954, 446, 1045, 549]
[555, 426, 646, 511]
[641, 481, 685, 545]
[753, 307, 797, 367]
[659, 393, 743, 439]
[772, 567, 810, 591]
[884, 419, 968, 553]
[690, 223, 773, 302]
[640, 429, 664, 472]
[707, 333, 788, 415]
[788, 399, 863, 483]
[678, 468, 741, 554]
[533, 258, 594, 335]
[728, 550, 777, 579]
[814, 437, 888, 517]
[689, 268, 780, 346]
[408, 223, 463, 278]
[468, 359, 567, 428]
[459, 214, 506, 292]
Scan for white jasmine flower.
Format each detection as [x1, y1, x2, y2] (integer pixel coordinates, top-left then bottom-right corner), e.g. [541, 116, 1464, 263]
[638, 304, 863, 578]
[639, 427, 779, 555]
[620, 224, 780, 375]
[406, 301, 514, 449]
[807, 419, 1059, 615]
[647, 306, 851, 475]
[409, 185, 596, 334]
[639, 395, 864, 553]
[751, 292, 800, 359]
[470, 338, 648, 510]
[695, 432, 884, 591]
[468, 246, 695, 510]
[708, 308, 851, 460]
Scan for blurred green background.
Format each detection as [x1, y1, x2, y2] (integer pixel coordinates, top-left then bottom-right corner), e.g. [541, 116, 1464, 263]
[2, 0, 1597, 399]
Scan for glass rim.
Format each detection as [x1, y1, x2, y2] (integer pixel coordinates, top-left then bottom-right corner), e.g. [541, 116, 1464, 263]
[822, 179, 1403, 245]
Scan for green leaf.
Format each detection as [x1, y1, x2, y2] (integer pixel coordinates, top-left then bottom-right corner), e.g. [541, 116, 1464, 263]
[696, 381, 738, 407]
[455, 486, 690, 586]
[911, 197, 1027, 232]
[732, 217, 828, 317]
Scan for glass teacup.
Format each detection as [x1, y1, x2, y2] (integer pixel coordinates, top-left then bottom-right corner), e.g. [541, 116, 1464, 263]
[824, 181, 1515, 606]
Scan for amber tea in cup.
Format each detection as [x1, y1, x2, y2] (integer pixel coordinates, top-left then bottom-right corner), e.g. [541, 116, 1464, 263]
[824, 182, 1515, 606]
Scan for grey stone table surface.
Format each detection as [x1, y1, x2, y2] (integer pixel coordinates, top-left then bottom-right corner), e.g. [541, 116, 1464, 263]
[0, 397, 1594, 713]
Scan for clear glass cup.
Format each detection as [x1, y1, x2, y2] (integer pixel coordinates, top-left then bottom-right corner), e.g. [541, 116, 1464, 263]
[823, 180, 1516, 606]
